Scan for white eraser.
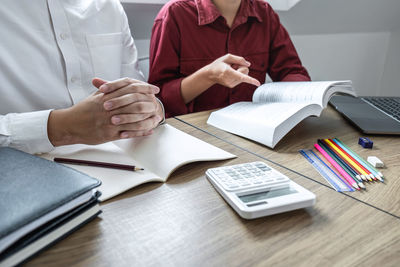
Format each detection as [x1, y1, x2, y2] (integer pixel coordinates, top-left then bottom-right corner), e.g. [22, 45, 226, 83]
[367, 156, 384, 168]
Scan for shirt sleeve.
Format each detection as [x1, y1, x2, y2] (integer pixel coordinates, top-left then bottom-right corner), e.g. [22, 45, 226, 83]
[267, 7, 311, 82]
[117, 1, 145, 81]
[149, 12, 190, 118]
[0, 110, 54, 154]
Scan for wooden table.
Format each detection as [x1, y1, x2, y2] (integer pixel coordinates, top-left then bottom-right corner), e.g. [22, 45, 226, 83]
[176, 107, 400, 219]
[26, 113, 400, 266]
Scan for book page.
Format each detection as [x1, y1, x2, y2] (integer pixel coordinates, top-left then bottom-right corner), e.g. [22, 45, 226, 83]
[252, 81, 353, 106]
[43, 124, 235, 201]
[114, 124, 236, 180]
[207, 102, 315, 148]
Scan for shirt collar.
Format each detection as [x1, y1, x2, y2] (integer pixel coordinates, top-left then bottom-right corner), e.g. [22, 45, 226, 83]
[195, 0, 263, 26]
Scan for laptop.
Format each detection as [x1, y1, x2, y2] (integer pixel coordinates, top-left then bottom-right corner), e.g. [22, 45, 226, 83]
[329, 95, 400, 135]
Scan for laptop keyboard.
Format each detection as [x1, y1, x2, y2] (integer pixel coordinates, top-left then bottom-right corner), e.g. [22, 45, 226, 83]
[362, 97, 400, 121]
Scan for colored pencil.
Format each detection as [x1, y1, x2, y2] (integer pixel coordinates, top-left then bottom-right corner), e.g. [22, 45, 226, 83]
[334, 138, 384, 182]
[317, 141, 365, 189]
[328, 138, 376, 181]
[318, 141, 358, 176]
[314, 143, 360, 190]
[331, 138, 380, 181]
[319, 140, 363, 181]
[320, 139, 367, 181]
[323, 139, 372, 181]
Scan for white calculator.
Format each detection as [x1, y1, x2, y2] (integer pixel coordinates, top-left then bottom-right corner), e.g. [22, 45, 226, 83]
[206, 162, 316, 219]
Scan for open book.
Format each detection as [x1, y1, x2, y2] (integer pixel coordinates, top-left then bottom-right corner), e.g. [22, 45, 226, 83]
[207, 81, 356, 148]
[42, 124, 236, 201]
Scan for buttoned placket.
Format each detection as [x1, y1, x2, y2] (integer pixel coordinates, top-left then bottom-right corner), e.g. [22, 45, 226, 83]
[226, 20, 244, 104]
[47, 0, 84, 104]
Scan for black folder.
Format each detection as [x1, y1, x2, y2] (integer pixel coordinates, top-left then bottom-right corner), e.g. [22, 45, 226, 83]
[0, 147, 101, 264]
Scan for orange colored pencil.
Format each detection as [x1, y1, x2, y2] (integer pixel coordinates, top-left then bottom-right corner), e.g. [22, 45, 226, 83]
[327, 139, 376, 181]
[320, 139, 366, 181]
[323, 139, 372, 181]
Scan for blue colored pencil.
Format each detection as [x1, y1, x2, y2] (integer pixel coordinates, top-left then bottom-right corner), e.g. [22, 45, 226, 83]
[318, 140, 365, 189]
[318, 140, 365, 181]
[318, 140, 361, 179]
[333, 138, 384, 182]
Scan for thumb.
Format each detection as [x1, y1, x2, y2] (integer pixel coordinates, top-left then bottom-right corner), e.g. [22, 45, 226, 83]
[92, 77, 108, 89]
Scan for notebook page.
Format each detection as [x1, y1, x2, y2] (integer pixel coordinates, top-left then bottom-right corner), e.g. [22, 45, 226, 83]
[114, 124, 236, 180]
[44, 125, 235, 201]
[43, 142, 160, 201]
[253, 81, 352, 106]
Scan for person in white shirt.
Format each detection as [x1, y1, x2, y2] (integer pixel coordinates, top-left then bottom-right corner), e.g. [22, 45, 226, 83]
[0, 0, 164, 154]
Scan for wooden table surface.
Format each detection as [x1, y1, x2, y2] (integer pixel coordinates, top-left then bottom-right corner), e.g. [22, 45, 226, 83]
[26, 114, 400, 267]
[176, 107, 400, 218]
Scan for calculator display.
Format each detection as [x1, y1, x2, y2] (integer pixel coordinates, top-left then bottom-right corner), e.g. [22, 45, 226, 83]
[238, 187, 298, 203]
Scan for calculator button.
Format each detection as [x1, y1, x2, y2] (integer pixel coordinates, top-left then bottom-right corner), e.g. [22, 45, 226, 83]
[210, 162, 290, 191]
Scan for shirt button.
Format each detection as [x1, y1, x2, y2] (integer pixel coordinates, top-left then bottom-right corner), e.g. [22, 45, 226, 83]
[60, 33, 68, 40]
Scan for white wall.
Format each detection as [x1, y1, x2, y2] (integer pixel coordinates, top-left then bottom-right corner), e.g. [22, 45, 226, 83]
[122, 0, 400, 96]
[380, 29, 400, 97]
[277, 0, 400, 96]
[290, 32, 390, 96]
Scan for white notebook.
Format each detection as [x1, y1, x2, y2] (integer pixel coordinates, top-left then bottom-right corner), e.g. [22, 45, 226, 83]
[42, 124, 236, 201]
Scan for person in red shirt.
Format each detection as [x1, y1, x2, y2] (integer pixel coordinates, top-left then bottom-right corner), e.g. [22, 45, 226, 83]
[149, 0, 310, 117]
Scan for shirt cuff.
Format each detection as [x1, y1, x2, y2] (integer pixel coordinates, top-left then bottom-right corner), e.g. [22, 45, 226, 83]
[8, 110, 55, 154]
[156, 98, 166, 125]
[159, 77, 189, 117]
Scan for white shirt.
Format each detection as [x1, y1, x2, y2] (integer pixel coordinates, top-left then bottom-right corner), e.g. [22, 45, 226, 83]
[0, 0, 145, 154]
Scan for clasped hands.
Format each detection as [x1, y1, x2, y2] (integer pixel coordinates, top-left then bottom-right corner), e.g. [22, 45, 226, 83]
[48, 77, 163, 147]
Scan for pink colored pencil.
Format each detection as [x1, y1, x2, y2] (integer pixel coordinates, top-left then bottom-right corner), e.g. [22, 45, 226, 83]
[314, 143, 360, 190]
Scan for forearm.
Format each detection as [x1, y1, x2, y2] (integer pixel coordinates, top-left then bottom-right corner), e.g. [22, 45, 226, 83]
[180, 66, 215, 104]
[281, 72, 311, 82]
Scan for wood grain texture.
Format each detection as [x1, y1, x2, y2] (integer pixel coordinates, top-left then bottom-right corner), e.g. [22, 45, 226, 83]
[24, 118, 400, 267]
[176, 107, 400, 218]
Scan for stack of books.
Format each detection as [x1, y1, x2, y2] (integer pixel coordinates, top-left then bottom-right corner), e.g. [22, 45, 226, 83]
[0, 147, 102, 266]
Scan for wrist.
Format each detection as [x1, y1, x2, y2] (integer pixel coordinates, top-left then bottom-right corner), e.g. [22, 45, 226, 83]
[181, 66, 216, 104]
[47, 108, 76, 147]
[199, 65, 217, 87]
[155, 98, 166, 124]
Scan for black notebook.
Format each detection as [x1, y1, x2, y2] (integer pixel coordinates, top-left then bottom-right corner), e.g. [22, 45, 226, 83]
[0, 147, 101, 257]
[0, 197, 101, 267]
